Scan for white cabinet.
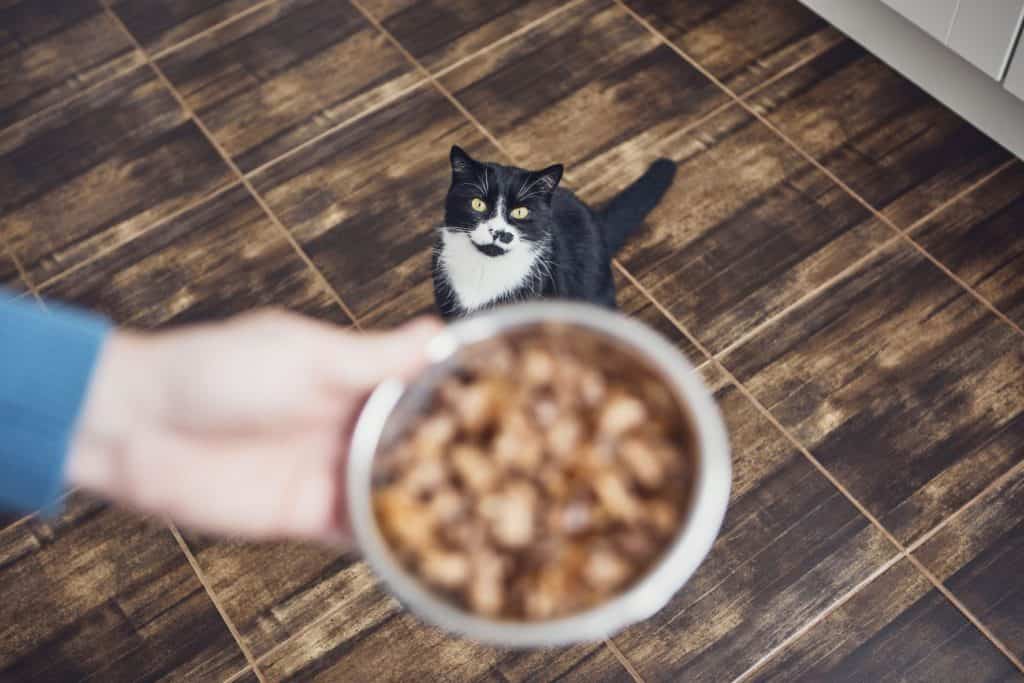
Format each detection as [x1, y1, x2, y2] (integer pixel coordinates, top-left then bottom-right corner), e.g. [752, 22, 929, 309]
[881, 0, 959, 41]
[947, 0, 1024, 79]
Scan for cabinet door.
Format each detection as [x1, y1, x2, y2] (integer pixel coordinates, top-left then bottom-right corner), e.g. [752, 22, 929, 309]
[947, 0, 1024, 79]
[881, 0, 958, 41]
[1006, 41, 1024, 99]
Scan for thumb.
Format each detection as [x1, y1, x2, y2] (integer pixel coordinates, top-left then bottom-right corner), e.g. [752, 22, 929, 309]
[322, 317, 444, 390]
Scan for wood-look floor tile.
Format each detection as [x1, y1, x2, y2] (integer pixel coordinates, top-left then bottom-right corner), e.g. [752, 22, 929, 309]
[110, 0, 267, 54]
[358, 0, 568, 72]
[0, 67, 234, 284]
[582, 105, 892, 354]
[183, 537, 381, 658]
[0, 1, 144, 130]
[722, 241, 1024, 545]
[225, 667, 261, 683]
[610, 364, 895, 682]
[0, 493, 246, 681]
[157, 0, 421, 173]
[613, 267, 702, 363]
[914, 463, 1024, 664]
[438, 0, 730, 171]
[747, 560, 1021, 682]
[39, 185, 349, 327]
[748, 40, 1011, 229]
[1, 250, 23, 291]
[623, 0, 844, 96]
[257, 592, 631, 682]
[250, 85, 501, 321]
[910, 162, 1024, 330]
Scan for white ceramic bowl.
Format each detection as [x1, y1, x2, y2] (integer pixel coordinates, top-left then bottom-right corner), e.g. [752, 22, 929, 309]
[347, 302, 731, 648]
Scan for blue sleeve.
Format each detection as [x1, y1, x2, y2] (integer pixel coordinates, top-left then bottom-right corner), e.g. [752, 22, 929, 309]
[0, 291, 111, 515]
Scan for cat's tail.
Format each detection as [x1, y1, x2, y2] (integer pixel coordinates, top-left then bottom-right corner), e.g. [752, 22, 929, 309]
[599, 159, 677, 254]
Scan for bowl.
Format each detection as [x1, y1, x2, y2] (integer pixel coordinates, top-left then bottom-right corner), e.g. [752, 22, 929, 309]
[347, 301, 731, 648]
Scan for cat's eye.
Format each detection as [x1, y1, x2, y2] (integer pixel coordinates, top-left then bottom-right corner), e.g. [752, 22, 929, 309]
[511, 206, 530, 220]
[471, 198, 487, 212]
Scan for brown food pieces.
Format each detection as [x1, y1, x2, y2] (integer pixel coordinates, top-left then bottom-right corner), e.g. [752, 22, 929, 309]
[372, 329, 693, 621]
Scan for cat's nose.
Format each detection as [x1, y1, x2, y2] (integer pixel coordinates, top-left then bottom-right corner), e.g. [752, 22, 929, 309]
[496, 231, 514, 244]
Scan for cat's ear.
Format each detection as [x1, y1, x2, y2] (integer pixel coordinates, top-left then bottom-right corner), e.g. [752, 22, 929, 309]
[450, 145, 478, 177]
[529, 164, 564, 195]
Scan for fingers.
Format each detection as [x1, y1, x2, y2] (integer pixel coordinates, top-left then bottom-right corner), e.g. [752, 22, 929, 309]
[318, 317, 444, 391]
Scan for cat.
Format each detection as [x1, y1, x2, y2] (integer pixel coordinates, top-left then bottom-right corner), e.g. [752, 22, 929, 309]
[432, 145, 676, 320]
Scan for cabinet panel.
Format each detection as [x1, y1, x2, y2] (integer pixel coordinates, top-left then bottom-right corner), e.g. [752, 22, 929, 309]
[947, 0, 1024, 79]
[881, 0, 958, 41]
[1006, 42, 1024, 99]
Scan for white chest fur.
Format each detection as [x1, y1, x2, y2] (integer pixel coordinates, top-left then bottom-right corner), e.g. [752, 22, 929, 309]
[439, 229, 540, 312]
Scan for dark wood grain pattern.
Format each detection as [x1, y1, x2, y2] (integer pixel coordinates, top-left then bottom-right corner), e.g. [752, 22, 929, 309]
[39, 185, 349, 327]
[609, 364, 895, 682]
[623, 0, 844, 96]
[226, 667, 262, 683]
[911, 162, 1024, 330]
[0, 250, 23, 291]
[157, 0, 421, 173]
[250, 85, 500, 322]
[613, 267, 703, 363]
[438, 0, 729, 171]
[722, 241, 1024, 545]
[593, 105, 891, 354]
[747, 560, 1021, 682]
[0, 67, 234, 284]
[183, 538, 387, 658]
[0, 1, 144, 130]
[0, 494, 246, 681]
[110, 0, 266, 54]
[915, 463, 1024, 664]
[748, 40, 1012, 229]
[359, 0, 568, 72]
[258, 603, 632, 682]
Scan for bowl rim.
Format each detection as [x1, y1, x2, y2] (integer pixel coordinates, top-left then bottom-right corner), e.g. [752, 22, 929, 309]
[347, 301, 732, 648]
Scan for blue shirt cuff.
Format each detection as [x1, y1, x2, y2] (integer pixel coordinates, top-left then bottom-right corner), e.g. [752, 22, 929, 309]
[0, 293, 111, 515]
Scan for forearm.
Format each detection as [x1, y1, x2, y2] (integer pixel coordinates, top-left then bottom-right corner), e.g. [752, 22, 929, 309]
[0, 292, 110, 513]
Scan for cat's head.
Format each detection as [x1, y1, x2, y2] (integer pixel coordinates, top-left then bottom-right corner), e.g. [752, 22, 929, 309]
[442, 145, 563, 258]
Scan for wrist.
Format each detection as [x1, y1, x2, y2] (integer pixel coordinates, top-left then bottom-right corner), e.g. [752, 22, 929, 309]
[66, 331, 155, 496]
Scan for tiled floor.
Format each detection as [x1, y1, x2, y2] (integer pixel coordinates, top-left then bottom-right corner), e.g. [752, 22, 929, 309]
[2, 1, 1022, 681]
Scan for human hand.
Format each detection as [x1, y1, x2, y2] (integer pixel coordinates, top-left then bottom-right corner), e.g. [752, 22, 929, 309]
[66, 309, 441, 545]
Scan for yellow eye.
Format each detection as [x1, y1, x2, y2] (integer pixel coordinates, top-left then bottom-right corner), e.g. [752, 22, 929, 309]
[471, 198, 487, 212]
[511, 206, 529, 220]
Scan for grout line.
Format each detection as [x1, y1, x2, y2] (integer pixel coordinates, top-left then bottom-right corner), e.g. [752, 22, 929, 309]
[605, 637, 646, 683]
[710, 157, 1015, 361]
[898, 229, 1024, 336]
[222, 666, 257, 683]
[615, 260, 1024, 675]
[103, 6, 363, 329]
[148, 0, 280, 61]
[0, 62, 148, 141]
[709, 233, 901, 360]
[896, 159, 1018, 235]
[425, 0, 589, 80]
[906, 459, 1024, 554]
[33, 180, 243, 293]
[906, 554, 1024, 672]
[169, 524, 268, 683]
[347, 0, 515, 162]
[242, 77, 431, 179]
[731, 554, 902, 683]
[148, 0, 584, 181]
[2, 239, 39, 296]
[613, 0, 1024, 343]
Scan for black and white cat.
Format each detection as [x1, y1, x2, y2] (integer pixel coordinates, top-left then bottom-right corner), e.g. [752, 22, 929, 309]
[433, 146, 676, 319]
